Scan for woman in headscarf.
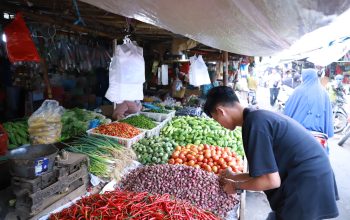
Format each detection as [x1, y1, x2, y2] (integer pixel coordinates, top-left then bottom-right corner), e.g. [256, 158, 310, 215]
[284, 68, 334, 153]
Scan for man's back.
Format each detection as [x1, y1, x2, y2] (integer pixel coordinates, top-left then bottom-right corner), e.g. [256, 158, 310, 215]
[242, 109, 339, 220]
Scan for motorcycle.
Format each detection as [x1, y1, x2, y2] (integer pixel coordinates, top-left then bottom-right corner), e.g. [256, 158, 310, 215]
[338, 115, 350, 146]
[310, 131, 329, 153]
[332, 96, 348, 133]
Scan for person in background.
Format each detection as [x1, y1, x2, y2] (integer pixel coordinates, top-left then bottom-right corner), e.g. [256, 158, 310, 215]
[268, 68, 282, 106]
[201, 70, 219, 98]
[284, 69, 334, 153]
[204, 86, 339, 220]
[112, 101, 142, 120]
[247, 69, 258, 105]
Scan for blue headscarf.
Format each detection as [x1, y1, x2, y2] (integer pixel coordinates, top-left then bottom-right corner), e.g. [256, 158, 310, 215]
[284, 69, 334, 137]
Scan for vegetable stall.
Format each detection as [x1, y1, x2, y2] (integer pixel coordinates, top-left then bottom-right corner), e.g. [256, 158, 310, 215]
[1, 101, 247, 220]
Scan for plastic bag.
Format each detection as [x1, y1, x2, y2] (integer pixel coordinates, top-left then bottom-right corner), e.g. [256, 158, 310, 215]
[28, 100, 64, 144]
[105, 82, 144, 103]
[4, 13, 41, 63]
[109, 38, 145, 85]
[106, 37, 144, 102]
[189, 55, 211, 86]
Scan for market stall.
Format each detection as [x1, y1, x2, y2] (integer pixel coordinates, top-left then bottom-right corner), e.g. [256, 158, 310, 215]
[0, 97, 247, 219]
[1, 1, 348, 219]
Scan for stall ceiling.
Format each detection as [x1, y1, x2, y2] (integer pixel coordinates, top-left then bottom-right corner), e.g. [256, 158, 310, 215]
[80, 0, 350, 56]
[0, 0, 181, 43]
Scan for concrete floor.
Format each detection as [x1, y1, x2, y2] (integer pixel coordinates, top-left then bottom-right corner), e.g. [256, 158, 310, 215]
[242, 86, 350, 220]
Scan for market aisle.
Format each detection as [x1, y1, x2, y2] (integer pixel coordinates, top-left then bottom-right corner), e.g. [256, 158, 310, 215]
[328, 136, 350, 219]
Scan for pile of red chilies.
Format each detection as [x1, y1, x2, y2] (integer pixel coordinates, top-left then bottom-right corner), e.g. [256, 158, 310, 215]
[49, 190, 220, 220]
[95, 122, 141, 139]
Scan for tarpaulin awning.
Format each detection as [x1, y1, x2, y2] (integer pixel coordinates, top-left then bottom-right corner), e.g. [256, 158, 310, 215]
[81, 0, 350, 56]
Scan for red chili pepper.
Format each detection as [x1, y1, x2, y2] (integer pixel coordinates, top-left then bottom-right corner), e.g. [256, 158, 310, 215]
[49, 190, 220, 220]
[95, 122, 141, 139]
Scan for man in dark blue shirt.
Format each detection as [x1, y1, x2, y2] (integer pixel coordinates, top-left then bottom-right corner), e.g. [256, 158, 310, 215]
[204, 86, 339, 220]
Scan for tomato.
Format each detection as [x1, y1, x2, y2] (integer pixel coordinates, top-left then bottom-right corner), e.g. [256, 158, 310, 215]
[191, 149, 198, 154]
[175, 158, 183, 164]
[210, 146, 216, 151]
[197, 155, 204, 162]
[213, 155, 220, 162]
[201, 163, 207, 169]
[203, 158, 208, 163]
[187, 154, 195, 161]
[203, 144, 210, 150]
[228, 161, 236, 167]
[198, 144, 204, 151]
[211, 150, 216, 156]
[231, 166, 237, 172]
[208, 162, 214, 167]
[212, 166, 218, 173]
[221, 164, 228, 169]
[172, 151, 180, 158]
[168, 159, 175, 164]
[205, 165, 212, 172]
[197, 162, 203, 166]
[225, 156, 233, 163]
[194, 164, 201, 169]
[188, 160, 195, 166]
[175, 146, 182, 151]
[224, 147, 230, 152]
[222, 152, 228, 159]
[204, 152, 211, 159]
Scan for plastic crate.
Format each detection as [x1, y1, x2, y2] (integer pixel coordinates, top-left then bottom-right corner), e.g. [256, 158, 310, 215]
[86, 126, 145, 148]
[143, 122, 161, 138]
[140, 110, 175, 122]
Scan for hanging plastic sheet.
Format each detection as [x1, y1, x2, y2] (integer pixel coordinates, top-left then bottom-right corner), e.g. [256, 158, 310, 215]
[4, 13, 41, 63]
[81, 0, 350, 56]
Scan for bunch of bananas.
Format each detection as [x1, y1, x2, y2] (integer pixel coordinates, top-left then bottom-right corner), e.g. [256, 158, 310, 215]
[3, 121, 30, 149]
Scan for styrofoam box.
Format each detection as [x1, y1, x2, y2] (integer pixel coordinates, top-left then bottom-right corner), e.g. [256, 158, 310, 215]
[86, 125, 145, 148]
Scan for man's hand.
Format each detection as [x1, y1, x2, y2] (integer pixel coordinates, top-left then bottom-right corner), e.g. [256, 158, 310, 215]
[219, 178, 236, 194]
[219, 167, 236, 180]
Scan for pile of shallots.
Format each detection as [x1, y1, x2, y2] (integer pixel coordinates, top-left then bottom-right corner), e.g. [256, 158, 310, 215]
[119, 164, 240, 218]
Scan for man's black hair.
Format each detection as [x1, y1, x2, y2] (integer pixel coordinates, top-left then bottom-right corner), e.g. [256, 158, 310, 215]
[203, 86, 240, 117]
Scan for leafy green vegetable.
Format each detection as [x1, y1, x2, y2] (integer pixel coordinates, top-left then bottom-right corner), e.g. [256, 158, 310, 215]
[120, 115, 157, 130]
[61, 108, 110, 141]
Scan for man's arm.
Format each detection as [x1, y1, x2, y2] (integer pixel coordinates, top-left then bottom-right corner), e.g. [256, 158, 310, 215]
[236, 172, 281, 191]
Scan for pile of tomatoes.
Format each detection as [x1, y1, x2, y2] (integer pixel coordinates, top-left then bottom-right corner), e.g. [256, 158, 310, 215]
[168, 144, 244, 174]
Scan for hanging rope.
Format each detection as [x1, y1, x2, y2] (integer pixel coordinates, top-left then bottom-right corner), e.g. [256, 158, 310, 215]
[72, 0, 86, 26]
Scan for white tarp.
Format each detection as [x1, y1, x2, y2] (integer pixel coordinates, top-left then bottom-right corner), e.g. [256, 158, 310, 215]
[81, 0, 350, 56]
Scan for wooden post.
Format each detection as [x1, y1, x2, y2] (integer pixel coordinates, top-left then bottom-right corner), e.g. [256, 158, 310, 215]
[113, 39, 117, 110]
[223, 51, 228, 86]
[41, 58, 52, 99]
